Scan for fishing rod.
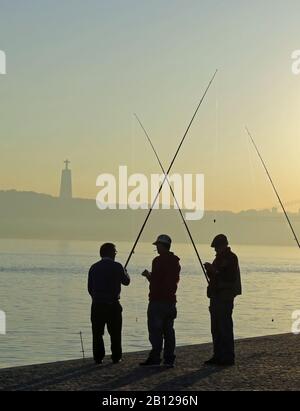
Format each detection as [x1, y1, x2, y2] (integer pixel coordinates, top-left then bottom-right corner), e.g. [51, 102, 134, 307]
[134, 113, 209, 283]
[79, 331, 85, 359]
[124, 70, 218, 268]
[245, 127, 300, 248]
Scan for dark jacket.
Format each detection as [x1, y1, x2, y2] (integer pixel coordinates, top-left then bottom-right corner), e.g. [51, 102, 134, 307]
[149, 252, 181, 303]
[88, 258, 130, 304]
[207, 247, 242, 300]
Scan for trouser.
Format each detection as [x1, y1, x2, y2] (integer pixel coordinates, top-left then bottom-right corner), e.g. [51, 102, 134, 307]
[209, 297, 235, 362]
[147, 301, 177, 363]
[91, 301, 123, 362]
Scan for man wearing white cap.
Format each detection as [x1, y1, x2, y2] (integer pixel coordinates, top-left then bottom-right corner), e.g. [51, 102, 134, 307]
[140, 235, 181, 367]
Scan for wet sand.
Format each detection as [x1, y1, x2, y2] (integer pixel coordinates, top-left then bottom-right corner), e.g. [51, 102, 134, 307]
[0, 333, 299, 391]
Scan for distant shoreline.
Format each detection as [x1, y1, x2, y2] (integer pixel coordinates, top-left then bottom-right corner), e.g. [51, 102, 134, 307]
[0, 236, 298, 249]
[1, 190, 299, 246]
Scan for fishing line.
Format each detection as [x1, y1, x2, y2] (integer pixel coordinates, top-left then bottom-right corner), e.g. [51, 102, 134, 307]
[130, 116, 140, 324]
[245, 127, 298, 325]
[212, 74, 220, 226]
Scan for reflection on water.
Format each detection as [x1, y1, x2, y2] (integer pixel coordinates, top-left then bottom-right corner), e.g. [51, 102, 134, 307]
[0, 239, 299, 368]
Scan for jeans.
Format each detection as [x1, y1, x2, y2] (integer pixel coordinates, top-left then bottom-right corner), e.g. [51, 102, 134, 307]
[209, 297, 235, 362]
[91, 301, 123, 362]
[147, 301, 177, 363]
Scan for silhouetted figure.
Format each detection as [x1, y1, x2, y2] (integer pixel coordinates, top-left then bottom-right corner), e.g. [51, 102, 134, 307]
[140, 235, 181, 367]
[88, 243, 130, 364]
[204, 234, 242, 366]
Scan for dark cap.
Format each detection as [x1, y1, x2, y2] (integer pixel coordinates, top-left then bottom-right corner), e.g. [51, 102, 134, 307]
[211, 234, 229, 248]
[153, 234, 172, 246]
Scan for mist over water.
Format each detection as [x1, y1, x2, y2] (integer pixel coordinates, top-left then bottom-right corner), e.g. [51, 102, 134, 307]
[0, 239, 299, 369]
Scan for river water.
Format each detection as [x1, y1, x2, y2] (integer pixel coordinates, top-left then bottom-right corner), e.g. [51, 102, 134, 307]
[0, 239, 299, 368]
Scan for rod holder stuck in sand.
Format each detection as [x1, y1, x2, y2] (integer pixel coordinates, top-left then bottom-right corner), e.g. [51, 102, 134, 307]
[79, 331, 85, 359]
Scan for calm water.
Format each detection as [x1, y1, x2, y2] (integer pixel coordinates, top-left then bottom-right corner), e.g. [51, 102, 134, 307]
[0, 238, 299, 369]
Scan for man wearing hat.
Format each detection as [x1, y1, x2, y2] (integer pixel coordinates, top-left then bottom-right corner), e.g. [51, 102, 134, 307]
[204, 234, 242, 366]
[140, 234, 181, 367]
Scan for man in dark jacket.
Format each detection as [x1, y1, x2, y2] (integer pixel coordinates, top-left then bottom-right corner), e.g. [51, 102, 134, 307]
[88, 243, 130, 364]
[204, 234, 242, 366]
[140, 235, 181, 367]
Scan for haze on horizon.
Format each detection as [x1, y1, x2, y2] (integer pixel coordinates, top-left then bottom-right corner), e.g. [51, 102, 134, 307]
[1, 0, 300, 212]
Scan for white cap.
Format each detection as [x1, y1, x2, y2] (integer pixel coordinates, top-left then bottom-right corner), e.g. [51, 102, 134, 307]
[152, 234, 172, 246]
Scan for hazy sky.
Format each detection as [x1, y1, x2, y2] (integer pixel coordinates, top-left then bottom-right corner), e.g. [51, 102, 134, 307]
[0, 0, 300, 211]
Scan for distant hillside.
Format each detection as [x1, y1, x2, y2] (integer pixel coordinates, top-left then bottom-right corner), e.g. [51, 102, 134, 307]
[0, 190, 299, 246]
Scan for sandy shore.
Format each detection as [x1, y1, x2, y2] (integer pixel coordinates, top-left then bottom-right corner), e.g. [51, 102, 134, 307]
[0, 333, 299, 391]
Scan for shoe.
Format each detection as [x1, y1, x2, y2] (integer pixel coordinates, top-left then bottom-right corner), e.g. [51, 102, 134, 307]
[112, 359, 123, 364]
[94, 360, 103, 365]
[204, 357, 219, 366]
[163, 361, 175, 368]
[204, 358, 235, 367]
[217, 360, 235, 367]
[139, 358, 161, 367]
